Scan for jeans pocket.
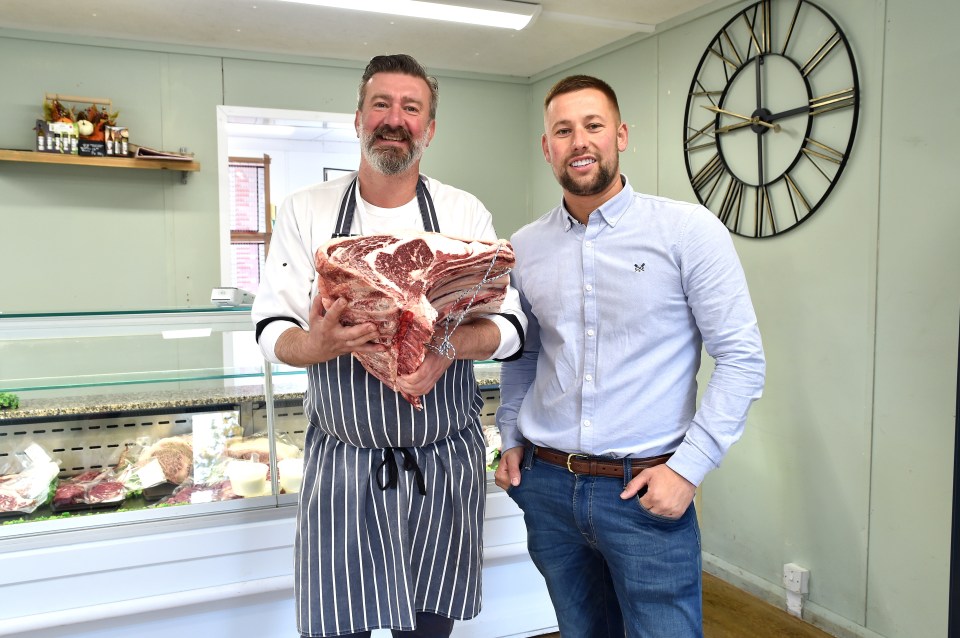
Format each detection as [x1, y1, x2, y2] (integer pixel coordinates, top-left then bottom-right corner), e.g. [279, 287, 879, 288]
[634, 496, 684, 523]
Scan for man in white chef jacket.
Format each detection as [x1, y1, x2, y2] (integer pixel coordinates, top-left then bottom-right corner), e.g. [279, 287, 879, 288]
[252, 54, 525, 638]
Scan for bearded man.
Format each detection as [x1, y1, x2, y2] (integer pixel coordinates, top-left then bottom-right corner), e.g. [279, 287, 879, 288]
[496, 75, 765, 638]
[253, 54, 525, 638]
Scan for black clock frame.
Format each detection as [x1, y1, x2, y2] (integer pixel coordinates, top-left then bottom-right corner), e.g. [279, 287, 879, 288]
[683, 0, 860, 238]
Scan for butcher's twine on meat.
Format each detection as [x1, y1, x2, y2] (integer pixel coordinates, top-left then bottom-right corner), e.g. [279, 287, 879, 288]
[426, 243, 512, 359]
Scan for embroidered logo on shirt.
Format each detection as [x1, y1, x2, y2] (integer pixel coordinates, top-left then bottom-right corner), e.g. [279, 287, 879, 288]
[634, 263, 645, 272]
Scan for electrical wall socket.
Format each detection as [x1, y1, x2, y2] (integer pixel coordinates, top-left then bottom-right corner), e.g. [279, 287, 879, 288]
[783, 563, 810, 594]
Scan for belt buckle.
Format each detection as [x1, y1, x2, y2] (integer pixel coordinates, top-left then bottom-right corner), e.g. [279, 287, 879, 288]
[566, 453, 588, 473]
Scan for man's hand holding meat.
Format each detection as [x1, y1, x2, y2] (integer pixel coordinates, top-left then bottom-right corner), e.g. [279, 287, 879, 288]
[274, 295, 384, 367]
[397, 317, 500, 398]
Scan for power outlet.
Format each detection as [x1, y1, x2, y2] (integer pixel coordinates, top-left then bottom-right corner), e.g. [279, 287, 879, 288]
[783, 563, 810, 594]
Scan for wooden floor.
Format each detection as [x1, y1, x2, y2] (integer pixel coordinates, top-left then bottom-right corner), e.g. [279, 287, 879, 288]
[537, 572, 833, 637]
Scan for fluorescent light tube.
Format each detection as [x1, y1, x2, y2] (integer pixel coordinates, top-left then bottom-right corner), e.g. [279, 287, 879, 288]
[276, 0, 540, 30]
[161, 328, 213, 340]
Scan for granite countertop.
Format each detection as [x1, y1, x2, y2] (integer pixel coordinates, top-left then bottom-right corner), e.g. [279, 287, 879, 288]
[0, 383, 308, 422]
[0, 378, 500, 422]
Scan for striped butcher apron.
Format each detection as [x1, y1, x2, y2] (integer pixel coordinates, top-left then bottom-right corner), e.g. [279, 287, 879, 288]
[295, 176, 486, 637]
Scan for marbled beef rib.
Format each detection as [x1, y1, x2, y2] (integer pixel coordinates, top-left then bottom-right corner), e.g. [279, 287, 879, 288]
[316, 230, 513, 408]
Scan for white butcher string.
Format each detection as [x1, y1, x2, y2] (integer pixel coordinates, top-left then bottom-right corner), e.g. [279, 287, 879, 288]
[426, 244, 512, 360]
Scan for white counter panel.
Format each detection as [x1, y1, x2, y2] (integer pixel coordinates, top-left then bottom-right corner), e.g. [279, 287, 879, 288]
[0, 483, 556, 638]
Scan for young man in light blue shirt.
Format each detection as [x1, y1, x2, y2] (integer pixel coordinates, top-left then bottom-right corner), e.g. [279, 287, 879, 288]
[495, 75, 765, 637]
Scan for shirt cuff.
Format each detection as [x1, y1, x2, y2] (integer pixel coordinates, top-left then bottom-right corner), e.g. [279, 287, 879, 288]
[257, 319, 300, 365]
[497, 426, 525, 452]
[665, 440, 717, 487]
[481, 314, 521, 360]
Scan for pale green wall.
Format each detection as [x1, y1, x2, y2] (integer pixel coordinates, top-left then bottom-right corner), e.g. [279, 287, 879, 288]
[870, 0, 959, 635]
[0, 37, 530, 314]
[0, 38, 224, 312]
[522, 1, 957, 637]
[669, 1, 884, 630]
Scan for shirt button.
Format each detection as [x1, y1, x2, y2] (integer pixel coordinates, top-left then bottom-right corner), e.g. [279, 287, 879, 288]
[585, 241, 592, 247]
[583, 419, 592, 427]
[585, 284, 593, 292]
[585, 374, 593, 382]
[587, 329, 595, 336]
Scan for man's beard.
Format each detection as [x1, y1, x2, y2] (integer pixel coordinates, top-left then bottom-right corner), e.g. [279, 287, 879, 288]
[557, 158, 618, 197]
[360, 124, 428, 176]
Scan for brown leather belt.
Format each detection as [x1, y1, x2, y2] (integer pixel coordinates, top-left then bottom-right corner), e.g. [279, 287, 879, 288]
[533, 446, 672, 479]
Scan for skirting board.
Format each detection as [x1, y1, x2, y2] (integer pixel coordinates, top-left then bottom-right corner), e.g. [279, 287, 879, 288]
[702, 553, 886, 638]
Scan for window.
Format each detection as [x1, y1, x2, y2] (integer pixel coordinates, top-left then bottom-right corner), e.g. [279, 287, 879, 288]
[228, 155, 271, 294]
[216, 105, 360, 295]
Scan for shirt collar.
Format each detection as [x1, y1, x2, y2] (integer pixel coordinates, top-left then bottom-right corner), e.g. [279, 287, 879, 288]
[560, 175, 634, 231]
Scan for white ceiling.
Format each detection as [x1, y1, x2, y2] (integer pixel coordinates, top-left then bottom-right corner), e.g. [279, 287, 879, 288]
[0, 0, 718, 78]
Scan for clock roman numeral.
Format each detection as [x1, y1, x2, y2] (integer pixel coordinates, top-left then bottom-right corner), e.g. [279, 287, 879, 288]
[780, 0, 803, 55]
[719, 29, 744, 67]
[810, 88, 856, 116]
[798, 136, 845, 187]
[742, 1, 772, 56]
[689, 79, 724, 100]
[691, 153, 725, 193]
[717, 178, 744, 231]
[708, 41, 741, 72]
[761, 0, 772, 55]
[756, 185, 776, 237]
[784, 173, 812, 224]
[684, 121, 717, 152]
[801, 30, 843, 77]
[802, 137, 844, 166]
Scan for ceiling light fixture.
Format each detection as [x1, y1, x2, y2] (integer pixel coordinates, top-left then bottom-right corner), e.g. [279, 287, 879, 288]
[275, 0, 541, 30]
[226, 123, 298, 137]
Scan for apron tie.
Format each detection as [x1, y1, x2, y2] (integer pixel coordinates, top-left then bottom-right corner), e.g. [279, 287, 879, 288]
[376, 448, 427, 496]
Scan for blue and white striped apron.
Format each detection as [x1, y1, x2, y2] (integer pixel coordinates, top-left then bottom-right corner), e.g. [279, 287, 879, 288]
[296, 177, 486, 637]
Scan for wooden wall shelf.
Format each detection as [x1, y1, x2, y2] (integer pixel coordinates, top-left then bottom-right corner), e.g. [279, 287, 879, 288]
[0, 149, 200, 183]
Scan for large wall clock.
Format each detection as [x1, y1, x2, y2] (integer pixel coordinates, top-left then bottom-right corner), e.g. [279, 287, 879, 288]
[683, 0, 860, 238]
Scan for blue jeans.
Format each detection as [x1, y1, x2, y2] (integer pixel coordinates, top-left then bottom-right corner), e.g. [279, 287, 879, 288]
[508, 447, 703, 638]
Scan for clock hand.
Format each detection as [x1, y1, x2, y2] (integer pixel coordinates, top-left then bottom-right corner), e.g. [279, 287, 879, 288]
[703, 105, 781, 132]
[715, 119, 780, 134]
[766, 104, 811, 122]
[702, 104, 754, 121]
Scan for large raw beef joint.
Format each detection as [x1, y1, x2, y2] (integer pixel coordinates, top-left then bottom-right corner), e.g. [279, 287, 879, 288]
[315, 230, 514, 408]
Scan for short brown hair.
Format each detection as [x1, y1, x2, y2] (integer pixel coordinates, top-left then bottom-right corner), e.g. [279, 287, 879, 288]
[543, 75, 621, 119]
[357, 54, 439, 121]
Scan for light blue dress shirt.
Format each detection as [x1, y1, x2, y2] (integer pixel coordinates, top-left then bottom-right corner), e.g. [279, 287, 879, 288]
[497, 178, 765, 486]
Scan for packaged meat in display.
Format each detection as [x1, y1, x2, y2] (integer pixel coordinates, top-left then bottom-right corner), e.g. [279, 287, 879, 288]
[156, 479, 240, 506]
[51, 467, 127, 512]
[315, 230, 514, 408]
[137, 435, 194, 485]
[225, 432, 301, 465]
[0, 444, 61, 517]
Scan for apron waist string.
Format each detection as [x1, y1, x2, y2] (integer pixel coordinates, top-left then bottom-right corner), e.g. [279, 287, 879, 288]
[376, 448, 427, 496]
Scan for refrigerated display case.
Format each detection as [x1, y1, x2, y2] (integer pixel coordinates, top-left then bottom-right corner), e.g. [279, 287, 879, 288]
[0, 308, 556, 638]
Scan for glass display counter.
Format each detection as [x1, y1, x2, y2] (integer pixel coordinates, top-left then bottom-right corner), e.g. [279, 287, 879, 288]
[0, 307, 303, 532]
[0, 308, 553, 638]
[0, 307, 505, 533]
